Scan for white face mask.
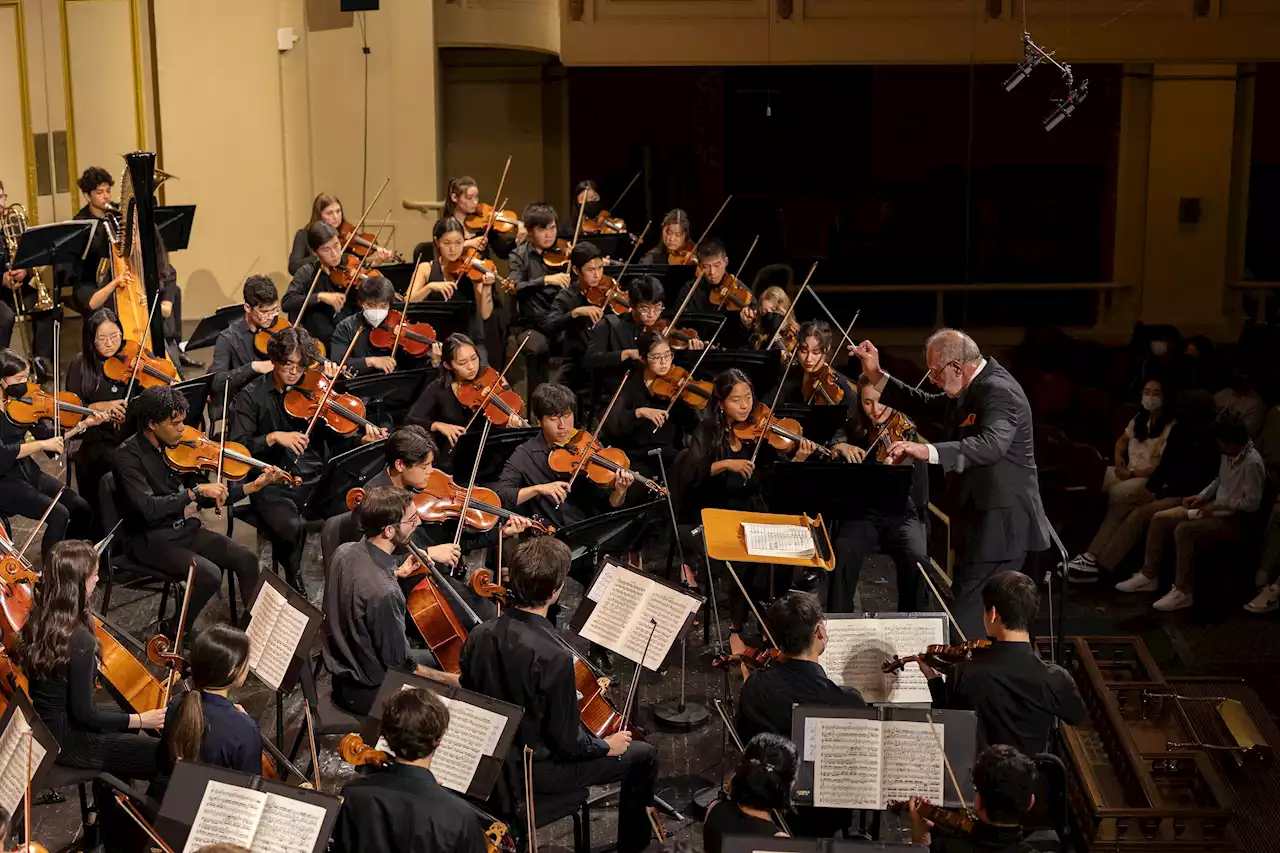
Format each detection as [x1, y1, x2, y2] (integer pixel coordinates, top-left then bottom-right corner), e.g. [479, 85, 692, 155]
[1141, 395, 1161, 412]
[1150, 341, 1169, 357]
[363, 308, 389, 328]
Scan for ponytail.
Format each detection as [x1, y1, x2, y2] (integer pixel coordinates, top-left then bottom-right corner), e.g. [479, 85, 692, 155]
[166, 623, 252, 765]
[169, 690, 205, 764]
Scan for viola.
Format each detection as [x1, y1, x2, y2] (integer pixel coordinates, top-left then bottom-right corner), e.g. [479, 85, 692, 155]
[444, 247, 516, 295]
[454, 366, 525, 427]
[464, 203, 521, 236]
[646, 366, 712, 411]
[3, 383, 102, 434]
[733, 402, 833, 459]
[644, 318, 701, 350]
[887, 799, 976, 837]
[367, 310, 438, 358]
[581, 274, 629, 315]
[163, 424, 302, 487]
[869, 410, 918, 463]
[803, 367, 845, 407]
[340, 220, 403, 263]
[103, 338, 178, 389]
[708, 274, 752, 312]
[547, 429, 668, 496]
[282, 369, 381, 436]
[346, 474, 555, 537]
[330, 254, 384, 290]
[666, 240, 696, 266]
[881, 638, 993, 675]
[710, 644, 782, 671]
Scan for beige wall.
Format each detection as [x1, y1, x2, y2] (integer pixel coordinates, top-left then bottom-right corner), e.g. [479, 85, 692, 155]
[437, 0, 559, 55]
[63, 0, 143, 184]
[0, 3, 31, 213]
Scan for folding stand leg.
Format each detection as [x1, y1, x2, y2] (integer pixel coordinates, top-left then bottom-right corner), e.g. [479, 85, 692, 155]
[276, 690, 285, 752]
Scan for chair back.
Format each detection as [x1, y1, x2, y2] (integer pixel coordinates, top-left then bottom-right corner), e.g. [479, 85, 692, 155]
[1028, 751, 1069, 841]
[97, 472, 126, 554]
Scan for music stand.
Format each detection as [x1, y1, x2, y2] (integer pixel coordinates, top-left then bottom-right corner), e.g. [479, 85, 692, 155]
[555, 499, 667, 584]
[376, 261, 416, 295]
[406, 300, 473, 342]
[153, 205, 195, 251]
[675, 347, 779, 391]
[766, 462, 913, 521]
[173, 375, 214, 429]
[342, 368, 430, 427]
[302, 439, 388, 520]
[451, 427, 539, 485]
[11, 219, 97, 271]
[184, 304, 242, 352]
[775, 404, 853, 446]
[701, 508, 835, 572]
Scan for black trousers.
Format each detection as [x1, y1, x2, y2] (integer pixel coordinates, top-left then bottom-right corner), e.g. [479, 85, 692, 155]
[0, 469, 91, 555]
[128, 523, 259, 631]
[0, 290, 55, 361]
[162, 284, 182, 342]
[250, 486, 310, 578]
[951, 553, 1029, 640]
[832, 511, 929, 614]
[533, 741, 658, 853]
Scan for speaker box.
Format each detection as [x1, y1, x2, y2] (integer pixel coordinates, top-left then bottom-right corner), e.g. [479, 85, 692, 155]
[340, 0, 378, 10]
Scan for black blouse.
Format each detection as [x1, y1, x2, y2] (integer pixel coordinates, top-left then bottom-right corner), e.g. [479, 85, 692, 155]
[65, 355, 127, 455]
[703, 800, 781, 853]
[404, 375, 474, 472]
[28, 626, 132, 740]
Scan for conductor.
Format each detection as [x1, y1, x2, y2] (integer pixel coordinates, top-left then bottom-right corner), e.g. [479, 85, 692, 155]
[851, 329, 1049, 639]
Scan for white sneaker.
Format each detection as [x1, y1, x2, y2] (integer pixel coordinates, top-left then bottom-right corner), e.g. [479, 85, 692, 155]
[1066, 554, 1099, 583]
[1244, 583, 1280, 614]
[1115, 573, 1157, 593]
[1153, 588, 1193, 612]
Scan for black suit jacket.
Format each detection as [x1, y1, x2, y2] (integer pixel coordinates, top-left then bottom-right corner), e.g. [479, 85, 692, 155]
[880, 357, 1049, 563]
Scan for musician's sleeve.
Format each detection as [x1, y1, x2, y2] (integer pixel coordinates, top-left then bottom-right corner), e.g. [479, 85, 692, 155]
[112, 444, 190, 526]
[1048, 663, 1087, 725]
[544, 287, 578, 337]
[228, 386, 270, 458]
[543, 656, 609, 761]
[583, 318, 617, 371]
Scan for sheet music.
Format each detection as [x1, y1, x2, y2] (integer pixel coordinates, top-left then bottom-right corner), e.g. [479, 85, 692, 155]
[586, 562, 623, 603]
[246, 582, 308, 691]
[811, 717, 883, 810]
[817, 619, 890, 701]
[881, 619, 945, 705]
[879, 720, 945, 807]
[741, 523, 815, 559]
[621, 582, 699, 670]
[245, 583, 285, 672]
[580, 569, 647, 649]
[429, 696, 507, 793]
[579, 567, 700, 669]
[0, 713, 45, 820]
[249, 791, 328, 853]
[183, 781, 268, 852]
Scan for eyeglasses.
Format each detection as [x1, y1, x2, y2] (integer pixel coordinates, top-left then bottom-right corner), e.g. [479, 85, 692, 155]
[648, 351, 674, 363]
[95, 333, 122, 345]
[927, 361, 960, 382]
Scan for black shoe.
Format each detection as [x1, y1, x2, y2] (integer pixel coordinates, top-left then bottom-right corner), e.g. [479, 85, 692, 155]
[793, 569, 822, 592]
[286, 570, 308, 597]
[178, 352, 204, 368]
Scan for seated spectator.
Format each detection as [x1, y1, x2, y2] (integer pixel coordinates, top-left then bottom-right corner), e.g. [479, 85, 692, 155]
[1245, 499, 1280, 614]
[1214, 366, 1265, 439]
[1181, 335, 1224, 392]
[1066, 378, 1174, 579]
[1067, 390, 1219, 584]
[1116, 413, 1265, 611]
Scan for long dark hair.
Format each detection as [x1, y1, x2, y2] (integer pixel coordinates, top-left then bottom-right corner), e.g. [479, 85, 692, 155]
[1132, 376, 1176, 442]
[168, 624, 252, 764]
[18, 540, 97, 679]
[441, 333, 478, 381]
[70, 309, 123, 395]
[308, 193, 341, 227]
[444, 176, 478, 220]
[729, 733, 797, 811]
[695, 369, 753, 460]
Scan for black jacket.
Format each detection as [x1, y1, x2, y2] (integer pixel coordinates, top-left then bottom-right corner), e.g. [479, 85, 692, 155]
[333, 763, 488, 853]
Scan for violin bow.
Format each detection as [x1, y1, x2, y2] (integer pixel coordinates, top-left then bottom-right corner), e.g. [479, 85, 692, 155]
[523, 746, 538, 853]
[112, 792, 176, 853]
[304, 698, 322, 790]
[765, 262, 816, 353]
[749, 347, 798, 466]
[301, 329, 363, 442]
[51, 319, 62, 467]
[389, 302, 410, 360]
[482, 156, 512, 243]
[722, 560, 782, 650]
[927, 708, 970, 813]
[690, 195, 732, 260]
[607, 171, 641, 215]
[916, 562, 967, 643]
[712, 699, 793, 835]
[716, 234, 759, 312]
[806, 312, 860, 405]
[561, 375, 627, 503]
[804, 282, 862, 354]
[338, 210, 393, 295]
[161, 560, 197, 708]
[122, 292, 167, 408]
[452, 416, 492, 549]
[214, 379, 230, 517]
[621, 618, 658, 727]
[461, 332, 530, 433]
[406, 539, 483, 626]
[452, 196, 508, 290]
[570, 196, 587, 249]
[17, 487, 64, 561]
[23, 724, 31, 853]
[655, 325, 724, 426]
[599, 222, 650, 317]
[295, 178, 389, 328]
[664, 271, 704, 336]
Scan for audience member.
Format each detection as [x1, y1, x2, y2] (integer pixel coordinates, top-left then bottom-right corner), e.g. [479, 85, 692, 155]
[1181, 335, 1224, 392]
[1214, 366, 1265, 439]
[1116, 413, 1265, 611]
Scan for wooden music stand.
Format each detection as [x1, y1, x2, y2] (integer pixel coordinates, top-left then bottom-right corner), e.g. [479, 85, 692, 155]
[700, 508, 835, 572]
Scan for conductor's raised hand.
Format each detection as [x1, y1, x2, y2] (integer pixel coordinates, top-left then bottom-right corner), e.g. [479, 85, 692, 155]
[887, 440, 929, 464]
[850, 340, 883, 384]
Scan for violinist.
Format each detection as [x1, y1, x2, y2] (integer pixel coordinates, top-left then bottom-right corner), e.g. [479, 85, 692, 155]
[921, 572, 1084, 756]
[330, 276, 401, 375]
[64, 310, 130, 536]
[333, 687, 488, 853]
[0, 179, 55, 373]
[509, 202, 571, 391]
[406, 334, 527, 471]
[459, 538, 657, 853]
[443, 175, 517, 258]
[546, 242, 607, 388]
[407, 218, 498, 358]
[601, 332, 696, 476]
[157, 624, 262, 776]
[702, 733, 795, 853]
[908, 745, 1039, 853]
[282, 221, 356, 350]
[748, 286, 799, 352]
[208, 275, 279, 416]
[496, 384, 634, 532]
[584, 276, 664, 406]
[323, 485, 440, 715]
[0, 348, 96, 553]
[113, 386, 285, 633]
[640, 208, 692, 265]
[20, 540, 165, 781]
[562, 179, 602, 239]
[229, 327, 381, 593]
[289, 193, 393, 275]
[825, 374, 930, 614]
[788, 321, 857, 414]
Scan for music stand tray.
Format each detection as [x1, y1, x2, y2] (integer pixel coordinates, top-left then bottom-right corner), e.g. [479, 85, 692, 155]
[342, 368, 431, 425]
[172, 375, 213, 429]
[406, 300, 473, 342]
[675, 347, 779, 391]
[701, 508, 835, 571]
[185, 304, 243, 352]
[154, 205, 196, 251]
[11, 219, 97, 269]
[302, 439, 389, 520]
[774, 404, 852, 446]
[556, 499, 667, 565]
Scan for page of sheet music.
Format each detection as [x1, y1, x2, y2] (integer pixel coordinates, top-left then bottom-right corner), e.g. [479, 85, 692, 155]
[817, 619, 891, 702]
[878, 720, 945, 807]
[881, 619, 945, 705]
[619, 582, 699, 671]
[586, 562, 623, 603]
[741, 523, 815, 559]
[245, 583, 286, 673]
[182, 780, 268, 853]
[579, 569, 648, 652]
[249, 791, 328, 853]
[0, 714, 44, 820]
[429, 696, 507, 793]
[811, 717, 883, 810]
[255, 597, 309, 692]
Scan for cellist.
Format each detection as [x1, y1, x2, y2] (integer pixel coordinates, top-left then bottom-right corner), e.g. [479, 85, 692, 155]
[282, 221, 357, 350]
[459, 537, 658, 853]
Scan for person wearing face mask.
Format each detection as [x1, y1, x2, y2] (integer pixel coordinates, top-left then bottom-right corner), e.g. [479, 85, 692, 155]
[850, 329, 1049, 640]
[1066, 378, 1175, 583]
[330, 276, 401, 376]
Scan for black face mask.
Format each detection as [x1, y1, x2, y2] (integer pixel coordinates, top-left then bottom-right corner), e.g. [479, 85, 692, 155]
[581, 200, 603, 220]
[2, 381, 27, 399]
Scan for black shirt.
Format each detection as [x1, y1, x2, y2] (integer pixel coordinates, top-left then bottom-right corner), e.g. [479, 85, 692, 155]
[28, 625, 131, 741]
[703, 800, 781, 853]
[0, 392, 51, 483]
[495, 431, 618, 530]
[508, 241, 565, 327]
[602, 368, 694, 461]
[283, 260, 355, 341]
[461, 608, 608, 763]
[65, 355, 127, 461]
[333, 762, 488, 853]
[928, 641, 1086, 756]
[404, 375, 472, 473]
[209, 317, 264, 414]
[330, 313, 381, 375]
[288, 227, 313, 276]
[157, 691, 262, 776]
[322, 539, 412, 691]
[932, 821, 1036, 853]
[736, 658, 866, 744]
[228, 373, 343, 483]
[546, 285, 592, 355]
[112, 432, 245, 537]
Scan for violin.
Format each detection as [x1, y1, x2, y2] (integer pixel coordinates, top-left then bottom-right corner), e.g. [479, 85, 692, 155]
[887, 799, 976, 837]
[542, 238, 572, 269]
[444, 248, 516, 295]
[733, 402, 833, 458]
[463, 203, 521, 236]
[340, 220, 403, 263]
[329, 253, 384, 290]
[582, 210, 626, 236]
[710, 644, 782, 671]
[803, 366, 845, 406]
[103, 338, 178, 389]
[580, 273, 629, 315]
[163, 424, 302, 487]
[3, 383, 103, 436]
[881, 638, 993, 675]
[367, 310, 438, 358]
[868, 410, 918, 463]
[708, 274, 752, 312]
[347, 473, 554, 537]
[470, 570, 627, 738]
[646, 365, 712, 411]
[282, 369, 381, 436]
[454, 366, 525, 427]
[547, 429, 668, 496]
[644, 318, 701, 350]
[666, 240, 696, 266]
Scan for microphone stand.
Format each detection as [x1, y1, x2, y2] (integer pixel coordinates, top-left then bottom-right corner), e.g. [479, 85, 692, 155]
[1042, 518, 1069, 665]
[652, 449, 710, 731]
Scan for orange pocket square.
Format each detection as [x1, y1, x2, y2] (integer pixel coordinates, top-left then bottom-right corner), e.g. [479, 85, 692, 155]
[961, 414, 977, 427]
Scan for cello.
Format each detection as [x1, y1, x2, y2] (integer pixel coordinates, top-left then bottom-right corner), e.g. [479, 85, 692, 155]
[403, 540, 480, 675]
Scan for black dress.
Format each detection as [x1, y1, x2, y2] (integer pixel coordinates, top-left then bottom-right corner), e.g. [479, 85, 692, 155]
[703, 800, 781, 853]
[404, 374, 474, 473]
[601, 369, 695, 477]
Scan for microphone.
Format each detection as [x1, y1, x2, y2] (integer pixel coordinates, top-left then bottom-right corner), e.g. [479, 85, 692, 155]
[1003, 32, 1044, 92]
[1044, 78, 1088, 131]
[646, 447, 663, 457]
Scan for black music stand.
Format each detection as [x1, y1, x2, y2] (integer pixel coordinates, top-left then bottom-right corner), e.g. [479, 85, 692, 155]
[578, 232, 628, 258]
[674, 347, 780, 391]
[555, 499, 667, 572]
[406, 300, 473, 343]
[377, 261, 416, 295]
[154, 205, 195, 251]
[173, 375, 214, 429]
[302, 439, 388, 520]
[11, 219, 97, 272]
[775, 404, 855, 446]
[184, 304, 242, 352]
[767, 462, 912, 520]
[451, 427, 539, 485]
[342, 368, 430, 427]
